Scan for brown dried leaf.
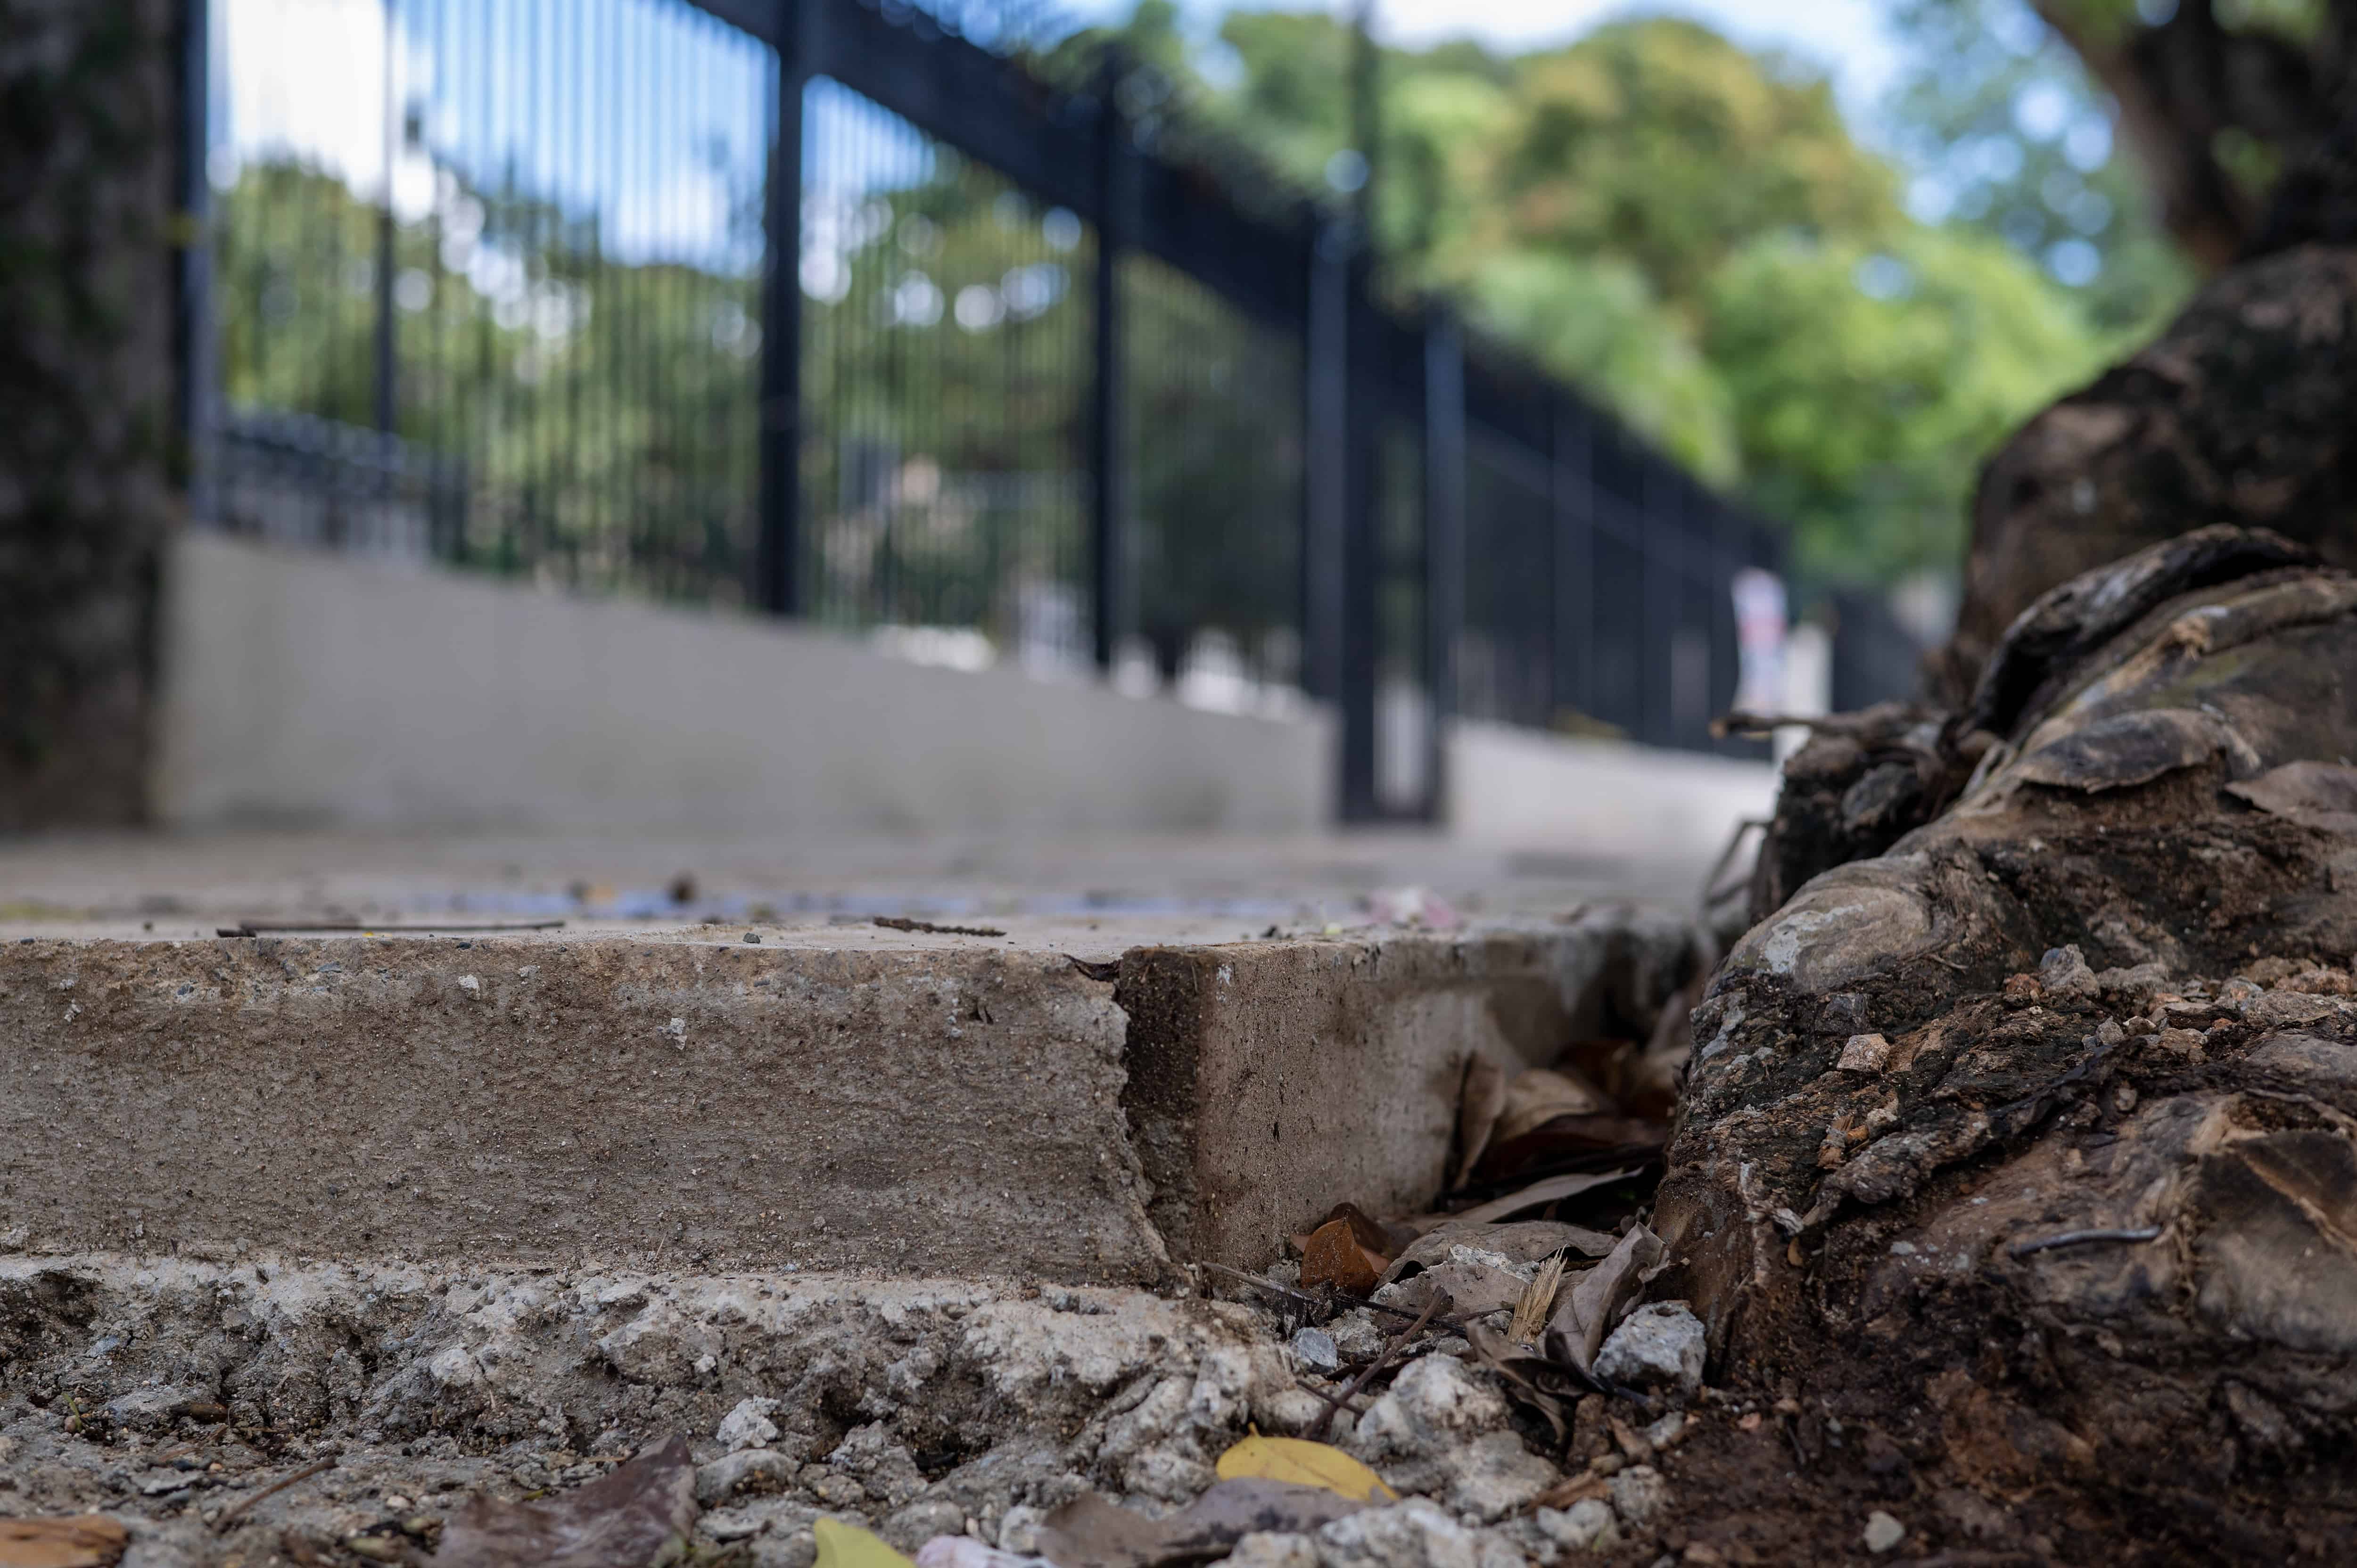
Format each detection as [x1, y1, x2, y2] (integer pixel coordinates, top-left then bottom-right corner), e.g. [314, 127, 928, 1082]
[1299, 1218, 1391, 1295]
[1386, 1220, 1617, 1283]
[0, 1518, 129, 1568]
[434, 1436, 697, 1568]
[1462, 1322, 1579, 1445]
[1037, 1480, 1365, 1568]
[1547, 1223, 1663, 1373]
[1444, 1169, 1641, 1227]
[1453, 1053, 1510, 1188]
[1473, 1114, 1666, 1187]
[1493, 1068, 1614, 1146]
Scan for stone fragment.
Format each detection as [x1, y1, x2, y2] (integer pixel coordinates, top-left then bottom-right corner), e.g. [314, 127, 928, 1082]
[1314, 1499, 1480, 1568]
[1592, 1303, 1705, 1396]
[2039, 945, 2099, 1005]
[1228, 1532, 1321, 1568]
[1292, 1328, 1341, 1373]
[1838, 1033, 1891, 1073]
[1534, 1499, 1619, 1553]
[719, 1396, 783, 1451]
[696, 1448, 797, 1505]
[1348, 1356, 1555, 1520]
[1605, 1465, 1669, 1529]
[1863, 1511, 1906, 1553]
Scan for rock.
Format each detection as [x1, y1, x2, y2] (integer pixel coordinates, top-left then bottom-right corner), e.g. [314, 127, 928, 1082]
[1314, 1499, 1480, 1568]
[2038, 945, 2100, 1005]
[1605, 1465, 1668, 1529]
[696, 1448, 797, 1506]
[1591, 1303, 1705, 1396]
[884, 1501, 968, 1552]
[1837, 1032, 1892, 1073]
[1863, 1511, 1906, 1553]
[1292, 1328, 1341, 1374]
[1345, 1355, 1553, 1517]
[1534, 1499, 1619, 1553]
[719, 1396, 783, 1451]
[1228, 1531, 1321, 1568]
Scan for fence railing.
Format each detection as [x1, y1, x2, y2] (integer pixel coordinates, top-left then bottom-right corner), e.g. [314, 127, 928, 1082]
[186, 0, 1791, 821]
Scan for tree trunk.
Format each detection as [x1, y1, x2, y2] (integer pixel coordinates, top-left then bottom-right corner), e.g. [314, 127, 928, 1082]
[0, 0, 180, 828]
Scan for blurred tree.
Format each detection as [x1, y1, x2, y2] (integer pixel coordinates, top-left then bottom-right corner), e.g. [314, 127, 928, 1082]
[1885, 0, 2198, 337]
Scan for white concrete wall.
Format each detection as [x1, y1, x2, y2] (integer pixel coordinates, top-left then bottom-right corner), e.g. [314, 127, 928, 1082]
[1446, 715, 1779, 856]
[155, 534, 1330, 832]
[155, 534, 1780, 848]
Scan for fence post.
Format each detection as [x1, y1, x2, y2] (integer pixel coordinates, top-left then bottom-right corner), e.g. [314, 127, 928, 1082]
[1336, 260, 1380, 822]
[1421, 309, 1464, 824]
[1548, 391, 1591, 728]
[754, 0, 815, 615]
[372, 0, 398, 441]
[176, 0, 215, 525]
[1303, 221, 1347, 709]
[1088, 55, 1135, 674]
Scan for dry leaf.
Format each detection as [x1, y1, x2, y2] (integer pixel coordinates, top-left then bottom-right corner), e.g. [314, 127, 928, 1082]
[435, 1435, 697, 1568]
[0, 1518, 129, 1568]
[1038, 1479, 1366, 1568]
[1299, 1218, 1390, 1295]
[1453, 1053, 1510, 1187]
[1492, 1068, 1613, 1146]
[1547, 1222, 1664, 1373]
[1215, 1435, 1396, 1502]
[816, 1518, 917, 1568]
[1462, 1321, 1582, 1445]
[1385, 1258, 1530, 1320]
[1385, 1220, 1616, 1282]
[1445, 1168, 1640, 1227]
[1472, 1113, 1666, 1186]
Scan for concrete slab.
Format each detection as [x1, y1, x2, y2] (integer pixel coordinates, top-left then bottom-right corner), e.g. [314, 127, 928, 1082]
[0, 908, 1688, 1284]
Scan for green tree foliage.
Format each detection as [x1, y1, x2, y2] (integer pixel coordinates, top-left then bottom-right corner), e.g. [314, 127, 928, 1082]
[1146, 7, 2131, 588]
[1884, 0, 2196, 337]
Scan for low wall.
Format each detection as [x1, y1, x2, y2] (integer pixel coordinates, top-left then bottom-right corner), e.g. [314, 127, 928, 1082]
[154, 534, 1329, 832]
[154, 534, 1780, 846]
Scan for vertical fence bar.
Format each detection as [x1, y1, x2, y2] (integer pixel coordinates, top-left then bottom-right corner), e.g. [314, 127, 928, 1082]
[1089, 54, 1134, 673]
[1336, 261, 1379, 822]
[1548, 392, 1591, 726]
[1421, 310, 1464, 823]
[373, 0, 398, 441]
[1303, 222, 1348, 708]
[755, 0, 813, 614]
[176, 0, 215, 523]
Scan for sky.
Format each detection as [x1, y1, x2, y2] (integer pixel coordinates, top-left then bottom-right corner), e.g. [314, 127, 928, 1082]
[212, 0, 1909, 273]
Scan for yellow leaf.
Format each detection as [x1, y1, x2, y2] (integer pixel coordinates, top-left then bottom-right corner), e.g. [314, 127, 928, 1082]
[813, 1517, 915, 1568]
[1215, 1434, 1397, 1502]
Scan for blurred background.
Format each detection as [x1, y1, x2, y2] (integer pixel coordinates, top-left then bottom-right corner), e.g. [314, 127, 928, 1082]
[0, 0, 2228, 880]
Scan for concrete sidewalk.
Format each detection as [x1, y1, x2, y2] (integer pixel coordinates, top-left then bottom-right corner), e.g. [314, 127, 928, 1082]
[0, 824, 1730, 940]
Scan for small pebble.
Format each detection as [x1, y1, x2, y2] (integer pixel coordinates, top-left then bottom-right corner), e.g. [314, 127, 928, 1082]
[1863, 1511, 1905, 1553]
[744, 932, 761, 944]
[1289, 1327, 1340, 1373]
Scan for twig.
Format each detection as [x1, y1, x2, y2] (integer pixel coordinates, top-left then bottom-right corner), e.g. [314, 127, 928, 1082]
[875, 915, 1006, 937]
[1195, 1262, 1467, 1330]
[1305, 1297, 1440, 1442]
[2008, 1225, 2162, 1259]
[213, 1452, 339, 1533]
[217, 920, 562, 936]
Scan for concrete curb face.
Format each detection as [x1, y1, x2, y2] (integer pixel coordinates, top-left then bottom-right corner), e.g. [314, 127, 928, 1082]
[0, 912, 1686, 1282]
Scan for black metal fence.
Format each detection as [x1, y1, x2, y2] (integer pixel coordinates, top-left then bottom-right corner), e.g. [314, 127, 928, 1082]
[186, 0, 1790, 821]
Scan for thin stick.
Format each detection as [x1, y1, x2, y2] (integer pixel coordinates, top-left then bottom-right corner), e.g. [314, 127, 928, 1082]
[1305, 1297, 1440, 1442]
[2008, 1225, 2162, 1259]
[212, 1453, 339, 1533]
[1196, 1262, 1467, 1330]
[218, 920, 563, 936]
